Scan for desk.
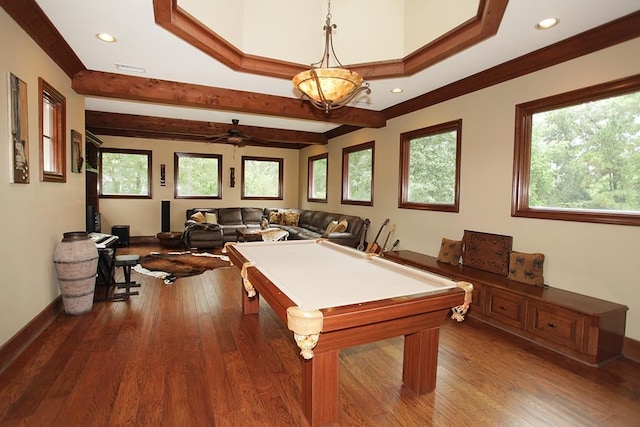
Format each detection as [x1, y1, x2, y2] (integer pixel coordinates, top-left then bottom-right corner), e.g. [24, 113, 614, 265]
[225, 239, 470, 426]
[92, 234, 124, 301]
[94, 236, 119, 287]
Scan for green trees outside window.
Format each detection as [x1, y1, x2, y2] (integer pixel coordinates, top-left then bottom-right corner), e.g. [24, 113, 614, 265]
[308, 153, 328, 202]
[399, 120, 462, 212]
[100, 148, 151, 198]
[529, 93, 640, 211]
[241, 156, 283, 200]
[175, 152, 222, 199]
[513, 74, 640, 226]
[342, 141, 374, 206]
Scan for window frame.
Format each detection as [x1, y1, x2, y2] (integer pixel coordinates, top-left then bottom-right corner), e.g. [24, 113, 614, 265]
[38, 78, 66, 183]
[174, 152, 223, 199]
[307, 153, 328, 203]
[99, 148, 152, 199]
[241, 155, 284, 200]
[513, 74, 640, 226]
[341, 141, 375, 206]
[398, 119, 462, 212]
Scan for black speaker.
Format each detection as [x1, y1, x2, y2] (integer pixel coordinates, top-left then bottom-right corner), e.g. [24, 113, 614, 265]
[86, 205, 95, 232]
[111, 225, 130, 247]
[86, 205, 101, 232]
[161, 200, 170, 232]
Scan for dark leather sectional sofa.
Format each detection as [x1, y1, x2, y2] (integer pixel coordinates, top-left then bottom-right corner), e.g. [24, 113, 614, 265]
[183, 207, 366, 249]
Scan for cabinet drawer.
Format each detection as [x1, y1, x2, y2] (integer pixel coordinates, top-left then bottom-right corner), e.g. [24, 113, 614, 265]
[526, 302, 585, 351]
[486, 288, 526, 329]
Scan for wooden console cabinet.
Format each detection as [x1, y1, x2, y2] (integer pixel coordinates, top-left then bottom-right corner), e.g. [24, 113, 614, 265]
[383, 250, 628, 366]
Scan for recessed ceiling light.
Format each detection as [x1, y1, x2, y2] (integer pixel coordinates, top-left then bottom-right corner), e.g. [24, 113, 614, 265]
[391, 88, 403, 94]
[115, 63, 146, 73]
[96, 33, 116, 42]
[536, 18, 559, 30]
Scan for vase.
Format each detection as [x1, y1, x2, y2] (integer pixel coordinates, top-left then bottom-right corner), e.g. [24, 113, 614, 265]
[53, 231, 99, 315]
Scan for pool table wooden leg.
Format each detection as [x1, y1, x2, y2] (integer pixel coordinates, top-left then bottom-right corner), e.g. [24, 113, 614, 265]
[242, 286, 260, 315]
[402, 327, 440, 394]
[301, 349, 339, 426]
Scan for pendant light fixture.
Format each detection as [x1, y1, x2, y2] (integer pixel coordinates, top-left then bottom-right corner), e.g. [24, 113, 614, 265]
[292, 0, 371, 114]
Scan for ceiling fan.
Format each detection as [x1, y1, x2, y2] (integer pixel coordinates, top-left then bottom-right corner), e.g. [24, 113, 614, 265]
[206, 119, 272, 147]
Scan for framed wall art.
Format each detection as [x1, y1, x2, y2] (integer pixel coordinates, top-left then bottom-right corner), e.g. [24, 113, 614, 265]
[9, 73, 29, 183]
[71, 129, 83, 173]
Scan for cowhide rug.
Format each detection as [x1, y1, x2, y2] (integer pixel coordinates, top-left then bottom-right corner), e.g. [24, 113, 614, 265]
[134, 251, 231, 284]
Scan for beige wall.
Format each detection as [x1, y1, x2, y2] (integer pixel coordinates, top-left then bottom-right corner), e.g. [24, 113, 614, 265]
[299, 38, 640, 341]
[0, 10, 86, 346]
[98, 136, 300, 236]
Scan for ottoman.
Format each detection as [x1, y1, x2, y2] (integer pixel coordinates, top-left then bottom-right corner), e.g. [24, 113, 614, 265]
[156, 232, 183, 248]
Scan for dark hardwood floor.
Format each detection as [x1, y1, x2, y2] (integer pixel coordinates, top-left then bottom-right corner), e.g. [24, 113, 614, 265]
[1, 243, 639, 426]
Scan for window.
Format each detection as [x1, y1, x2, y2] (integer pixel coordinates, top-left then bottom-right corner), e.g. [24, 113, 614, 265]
[100, 148, 152, 198]
[342, 141, 374, 206]
[174, 152, 222, 199]
[241, 156, 283, 200]
[39, 78, 66, 182]
[513, 74, 640, 226]
[308, 153, 328, 202]
[399, 120, 462, 212]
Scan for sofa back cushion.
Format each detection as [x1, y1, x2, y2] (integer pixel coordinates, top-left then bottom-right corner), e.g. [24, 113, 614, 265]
[218, 208, 243, 225]
[298, 210, 316, 229]
[242, 207, 264, 225]
[306, 211, 331, 233]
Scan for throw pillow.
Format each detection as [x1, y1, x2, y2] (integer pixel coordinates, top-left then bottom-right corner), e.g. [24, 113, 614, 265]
[333, 219, 348, 233]
[283, 211, 300, 226]
[325, 220, 339, 234]
[205, 212, 218, 224]
[268, 211, 283, 224]
[437, 238, 462, 265]
[190, 211, 206, 223]
[508, 251, 545, 286]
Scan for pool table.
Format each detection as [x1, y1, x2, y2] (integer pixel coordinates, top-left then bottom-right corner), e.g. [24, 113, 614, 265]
[225, 239, 471, 426]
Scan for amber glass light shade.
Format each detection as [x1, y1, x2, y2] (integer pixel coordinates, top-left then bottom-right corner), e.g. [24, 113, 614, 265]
[293, 67, 364, 104]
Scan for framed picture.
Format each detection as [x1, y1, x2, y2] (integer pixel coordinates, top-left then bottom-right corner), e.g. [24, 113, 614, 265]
[71, 129, 83, 173]
[9, 73, 29, 183]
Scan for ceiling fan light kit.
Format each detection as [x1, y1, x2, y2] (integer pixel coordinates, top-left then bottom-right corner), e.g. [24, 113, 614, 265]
[292, 0, 371, 114]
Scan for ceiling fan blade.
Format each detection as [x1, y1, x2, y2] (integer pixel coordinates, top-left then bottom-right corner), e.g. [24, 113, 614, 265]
[207, 135, 228, 143]
[246, 135, 274, 145]
[206, 133, 230, 139]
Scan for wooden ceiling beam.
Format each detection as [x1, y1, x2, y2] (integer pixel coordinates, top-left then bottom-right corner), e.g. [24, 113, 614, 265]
[0, 0, 85, 78]
[85, 111, 327, 148]
[73, 71, 386, 129]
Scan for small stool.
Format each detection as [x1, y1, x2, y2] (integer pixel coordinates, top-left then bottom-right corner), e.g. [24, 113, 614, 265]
[112, 254, 140, 300]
